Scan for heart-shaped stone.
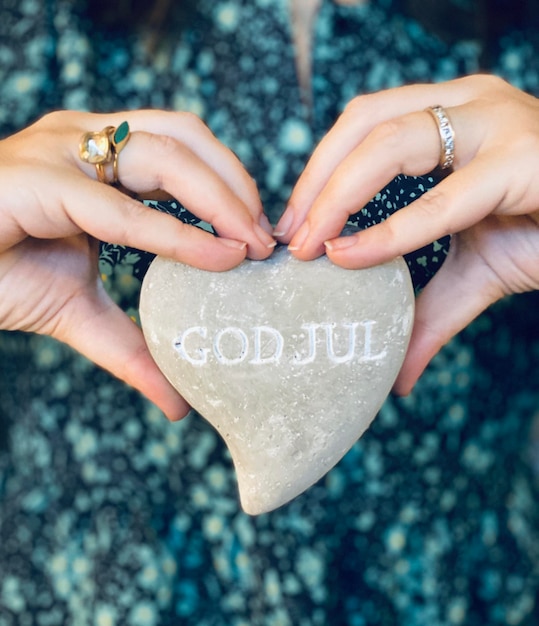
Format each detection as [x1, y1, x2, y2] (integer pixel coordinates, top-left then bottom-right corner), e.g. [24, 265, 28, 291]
[140, 246, 414, 515]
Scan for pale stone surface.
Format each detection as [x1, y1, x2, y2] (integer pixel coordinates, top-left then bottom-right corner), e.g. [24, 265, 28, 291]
[140, 246, 414, 515]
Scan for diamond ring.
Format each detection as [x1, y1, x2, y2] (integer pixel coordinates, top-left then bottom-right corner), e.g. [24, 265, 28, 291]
[425, 105, 455, 170]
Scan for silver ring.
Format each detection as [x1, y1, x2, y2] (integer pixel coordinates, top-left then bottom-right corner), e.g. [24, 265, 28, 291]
[425, 105, 455, 170]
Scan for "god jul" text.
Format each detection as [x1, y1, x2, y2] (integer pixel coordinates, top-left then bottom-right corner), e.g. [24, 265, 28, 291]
[173, 321, 386, 366]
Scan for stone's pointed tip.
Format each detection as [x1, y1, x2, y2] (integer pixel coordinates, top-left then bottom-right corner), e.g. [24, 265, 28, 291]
[238, 486, 294, 516]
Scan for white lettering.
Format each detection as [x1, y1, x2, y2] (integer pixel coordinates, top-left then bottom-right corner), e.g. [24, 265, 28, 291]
[360, 320, 387, 361]
[172, 321, 387, 366]
[322, 322, 360, 364]
[293, 323, 322, 365]
[213, 327, 249, 365]
[250, 326, 284, 364]
[174, 326, 209, 365]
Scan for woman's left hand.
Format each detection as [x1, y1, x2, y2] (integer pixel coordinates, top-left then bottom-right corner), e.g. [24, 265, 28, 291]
[0, 110, 275, 420]
[275, 75, 539, 393]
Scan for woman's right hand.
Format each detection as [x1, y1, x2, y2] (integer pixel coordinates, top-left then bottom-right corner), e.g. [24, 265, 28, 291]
[276, 75, 539, 394]
[0, 110, 275, 420]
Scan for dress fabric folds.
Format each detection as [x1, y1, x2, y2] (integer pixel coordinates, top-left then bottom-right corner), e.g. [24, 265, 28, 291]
[1, 1, 539, 624]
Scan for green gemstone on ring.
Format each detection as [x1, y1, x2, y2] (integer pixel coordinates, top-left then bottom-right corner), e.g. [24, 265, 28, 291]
[112, 121, 130, 152]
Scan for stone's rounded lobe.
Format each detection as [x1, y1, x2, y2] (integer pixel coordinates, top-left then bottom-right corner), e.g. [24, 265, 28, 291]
[140, 246, 414, 515]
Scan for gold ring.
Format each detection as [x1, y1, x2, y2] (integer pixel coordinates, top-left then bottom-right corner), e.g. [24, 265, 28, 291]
[79, 121, 131, 185]
[425, 105, 455, 170]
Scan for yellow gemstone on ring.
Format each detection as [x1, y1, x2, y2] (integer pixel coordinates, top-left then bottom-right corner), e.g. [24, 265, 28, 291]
[79, 130, 111, 164]
[79, 123, 130, 185]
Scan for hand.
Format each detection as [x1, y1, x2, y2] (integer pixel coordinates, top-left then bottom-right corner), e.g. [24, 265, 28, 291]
[0, 110, 275, 419]
[275, 75, 539, 393]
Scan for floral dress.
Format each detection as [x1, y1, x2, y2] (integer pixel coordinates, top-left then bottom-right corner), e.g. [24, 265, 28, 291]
[1, 0, 539, 625]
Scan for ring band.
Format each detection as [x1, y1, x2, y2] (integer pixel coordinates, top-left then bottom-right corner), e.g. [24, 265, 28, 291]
[79, 121, 131, 185]
[425, 105, 455, 170]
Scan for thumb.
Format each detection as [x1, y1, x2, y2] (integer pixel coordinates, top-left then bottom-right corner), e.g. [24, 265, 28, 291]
[393, 242, 502, 395]
[58, 285, 189, 421]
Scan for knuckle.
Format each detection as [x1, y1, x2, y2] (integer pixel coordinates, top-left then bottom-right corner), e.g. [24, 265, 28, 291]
[141, 135, 186, 190]
[114, 197, 152, 246]
[147, 132, 180, 157]
[415, 316, 448, 352]
[342, 94, 369, 119]
[341, 93, 384, 128]
[377, 218, 400, 252]
[117, 199, 193, 255]
[475, 73, 509, 93]
[244, 176, 262, 209]
[177, 111, 208, 133]
[38, 110, 60, 127]
[416, 188, 450, 224]
[508, 129, 539, 156]
[459, 73, 509, 97]
[369, 118, 408, 150]
[160, 219, 192, 258]
[39, 110, 71, 128]
[120, 343, 153, 389]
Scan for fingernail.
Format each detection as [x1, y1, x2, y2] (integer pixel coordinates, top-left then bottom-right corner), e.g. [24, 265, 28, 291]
[161, 393, 193, 422]
[220, 238, 248, 251]
[324, 234, 357, 252]
[273, 208, 294, 238]
[167, 406, 193, 422]
[169, 407, 194, 422]
[258, 213, 273, 235]
[288, 222, 309, 251]
[254, 222, 276, 248]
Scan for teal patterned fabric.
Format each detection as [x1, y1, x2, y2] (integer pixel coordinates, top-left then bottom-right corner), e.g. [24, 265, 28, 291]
[1, 1, 539, 624]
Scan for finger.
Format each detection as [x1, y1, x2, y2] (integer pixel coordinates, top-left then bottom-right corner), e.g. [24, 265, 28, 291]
[277, 76, 483, 239]
[392, 240, 503, 395]
[324, 152, 507, 268]
[71, 176, 256, 269]
[1, 164, 252, 269]
[287, 107, 458, 259]
[126, 110, 265, 223]
[59, 288, 190, 421]
[77, 130, 275, 260]
[78, 110, 266, 227]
